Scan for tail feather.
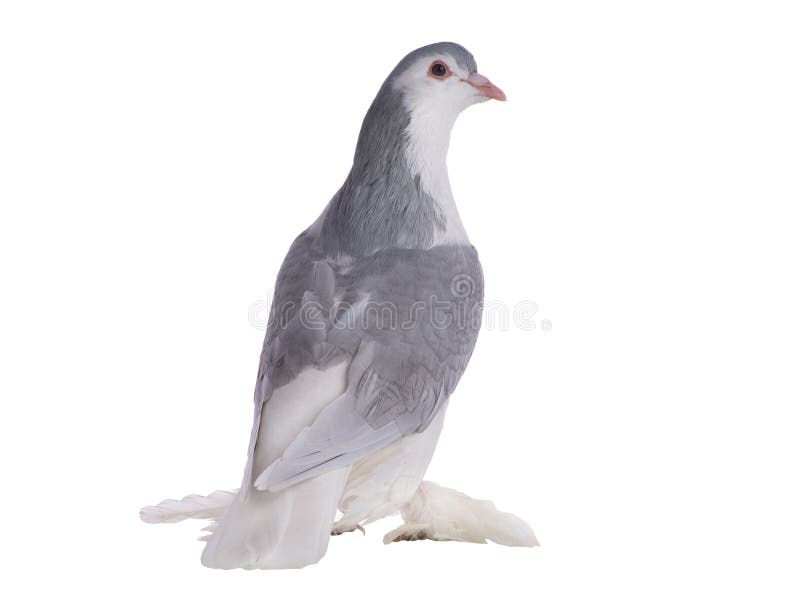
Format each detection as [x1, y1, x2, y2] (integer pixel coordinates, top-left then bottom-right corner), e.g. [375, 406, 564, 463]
[139, 489, 237, 524]
[200, 467, 349, 570]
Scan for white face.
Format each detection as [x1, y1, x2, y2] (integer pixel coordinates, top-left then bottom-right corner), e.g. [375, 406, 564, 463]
[390, 52, 505, 245]
[392, 54, 492, 120]
[388, 49, 505, 246]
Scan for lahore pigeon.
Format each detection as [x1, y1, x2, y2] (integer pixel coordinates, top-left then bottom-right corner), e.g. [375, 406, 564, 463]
[141, 41, 537, 570]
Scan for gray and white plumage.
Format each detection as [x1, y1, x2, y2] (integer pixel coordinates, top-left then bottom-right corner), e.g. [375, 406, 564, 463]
[141, 41, 536, 569]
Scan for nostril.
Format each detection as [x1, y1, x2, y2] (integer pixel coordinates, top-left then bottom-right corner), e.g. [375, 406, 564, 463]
[466, 73, 490, 87]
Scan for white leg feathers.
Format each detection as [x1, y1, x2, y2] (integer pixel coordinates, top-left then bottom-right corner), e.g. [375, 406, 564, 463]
[141, 479, 537, 567]
[383, 481, 539, 547]
[139, 489, 237, 524]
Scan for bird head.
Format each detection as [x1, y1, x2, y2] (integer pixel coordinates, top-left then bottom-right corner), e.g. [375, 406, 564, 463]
[389, 42, 506, 117]
[353, 42, 505, 169]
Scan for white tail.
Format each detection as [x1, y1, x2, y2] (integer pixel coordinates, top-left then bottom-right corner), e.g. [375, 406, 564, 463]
[199, 467, 350, 570]
[383, 481, 539, 547]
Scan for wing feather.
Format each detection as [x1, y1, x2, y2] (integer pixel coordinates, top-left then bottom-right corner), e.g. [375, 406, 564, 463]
[243, 232, 483, 494]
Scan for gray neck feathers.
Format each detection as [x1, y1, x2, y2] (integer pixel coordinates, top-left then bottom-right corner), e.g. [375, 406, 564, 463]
[319, 78, 446, 256]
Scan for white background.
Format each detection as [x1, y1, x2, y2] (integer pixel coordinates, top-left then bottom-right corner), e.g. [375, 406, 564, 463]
[1, 1, 798, 600]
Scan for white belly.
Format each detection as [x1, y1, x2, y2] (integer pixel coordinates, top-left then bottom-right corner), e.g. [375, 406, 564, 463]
[336, 402, 448, 528]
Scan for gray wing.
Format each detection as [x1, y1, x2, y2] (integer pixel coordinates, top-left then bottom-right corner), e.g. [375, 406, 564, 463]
[247, 232, 483, 492]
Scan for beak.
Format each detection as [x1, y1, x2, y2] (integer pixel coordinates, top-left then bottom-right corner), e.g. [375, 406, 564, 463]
[465, 72, 507, 101]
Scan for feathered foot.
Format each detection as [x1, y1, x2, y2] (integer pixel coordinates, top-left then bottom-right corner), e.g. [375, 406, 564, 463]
[383, 481, 539, 547]
[140, 489, 237, 524]
[140, 489, 238, 542]
[383, 523, 439, 542]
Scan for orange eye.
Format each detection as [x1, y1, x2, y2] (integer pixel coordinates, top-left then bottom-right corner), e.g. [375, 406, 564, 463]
[428, 61, 450, 79]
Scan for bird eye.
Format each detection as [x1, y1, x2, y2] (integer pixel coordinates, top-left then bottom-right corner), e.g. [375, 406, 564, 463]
[429, 61, 449, 78]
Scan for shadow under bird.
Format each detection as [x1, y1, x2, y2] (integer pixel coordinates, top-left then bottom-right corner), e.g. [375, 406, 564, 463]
[140, 41, 537, 570]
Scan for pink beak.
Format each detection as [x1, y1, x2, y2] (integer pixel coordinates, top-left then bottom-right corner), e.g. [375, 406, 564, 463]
[465, 72, 507, 101]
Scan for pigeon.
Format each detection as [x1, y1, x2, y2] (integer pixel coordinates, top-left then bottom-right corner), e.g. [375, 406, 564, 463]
[140, 41, 538, 570]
